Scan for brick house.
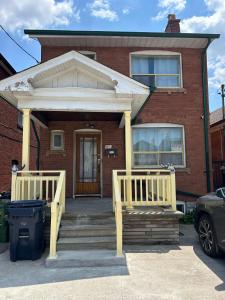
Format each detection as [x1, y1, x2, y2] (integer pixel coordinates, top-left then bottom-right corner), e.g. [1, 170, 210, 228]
[0, 15, 220, 263]
[0, 54, 38, 193]
[210, 107, 225, 189]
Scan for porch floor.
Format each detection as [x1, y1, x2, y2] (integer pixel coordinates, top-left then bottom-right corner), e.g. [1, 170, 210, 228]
[65, 197, 113, 215]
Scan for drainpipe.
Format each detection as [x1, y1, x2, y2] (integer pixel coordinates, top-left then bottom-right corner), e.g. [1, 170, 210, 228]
[202, 38, 212, 192]
[31, 120, 40, 170]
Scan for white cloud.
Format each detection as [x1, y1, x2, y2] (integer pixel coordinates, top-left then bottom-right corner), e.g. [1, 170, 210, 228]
[181, 0, 224, 90]
[88, 0, 118, 21]
[0, 0, 79, 32]
[153, 0, 186, 21]
[122, 8, 130, 15]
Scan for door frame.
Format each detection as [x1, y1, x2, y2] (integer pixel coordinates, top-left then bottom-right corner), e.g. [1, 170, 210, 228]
[73, 129, 103, 198]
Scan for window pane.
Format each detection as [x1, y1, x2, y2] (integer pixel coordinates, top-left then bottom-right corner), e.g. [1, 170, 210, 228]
[132, 75, 155, 87]
[131, 57, 154, 74]
[80, 137, 97, 182]
[133, 128, 158, 151]
[134, 153, 157, 166]
[155, 75, 180, 87]
[132, 126, 184, 167]
[159, 153, 183, 166]
[154, 57, 179, 74]
[54, 134, 62, 147]
[158, 127, 183, 151]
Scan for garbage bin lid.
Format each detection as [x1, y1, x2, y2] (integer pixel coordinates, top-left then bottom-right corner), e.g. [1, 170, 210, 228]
[8, 200, 46, 208]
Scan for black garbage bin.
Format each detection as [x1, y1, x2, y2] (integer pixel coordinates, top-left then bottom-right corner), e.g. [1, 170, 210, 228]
[8, 200, 46, 261]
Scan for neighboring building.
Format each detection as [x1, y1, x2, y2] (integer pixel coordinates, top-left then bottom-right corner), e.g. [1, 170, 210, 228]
[0, 54, 38, 192]
[210, 107, 225, 189]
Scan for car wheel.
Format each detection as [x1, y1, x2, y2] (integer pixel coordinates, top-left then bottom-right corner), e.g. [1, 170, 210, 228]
[198, 214, 220, 258]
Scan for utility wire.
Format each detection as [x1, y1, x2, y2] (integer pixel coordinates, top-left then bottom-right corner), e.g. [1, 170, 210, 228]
[0, 25, 40, 64]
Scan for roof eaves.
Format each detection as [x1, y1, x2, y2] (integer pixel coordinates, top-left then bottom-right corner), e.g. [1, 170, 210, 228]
[24, 29, 220, 40]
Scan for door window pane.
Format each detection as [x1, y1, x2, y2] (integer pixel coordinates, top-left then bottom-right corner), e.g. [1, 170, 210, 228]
[80, 137, 97, 182]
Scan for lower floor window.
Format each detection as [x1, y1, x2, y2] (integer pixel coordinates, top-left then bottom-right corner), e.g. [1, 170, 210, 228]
[51, 130, 64, 150]
[132, 124, 185, 168]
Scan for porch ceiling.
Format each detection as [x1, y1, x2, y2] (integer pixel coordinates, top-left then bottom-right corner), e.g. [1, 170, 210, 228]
[32, 111, 123, 125]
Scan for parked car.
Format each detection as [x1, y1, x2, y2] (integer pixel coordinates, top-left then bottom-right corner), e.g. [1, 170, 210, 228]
[194, 188, 225, 257]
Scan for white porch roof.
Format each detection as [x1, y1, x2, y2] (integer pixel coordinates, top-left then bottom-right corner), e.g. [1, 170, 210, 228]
[0, 51, 150, 121]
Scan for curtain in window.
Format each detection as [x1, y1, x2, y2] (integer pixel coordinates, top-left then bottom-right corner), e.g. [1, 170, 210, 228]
[131, 56, 180, 88]
[133, 127, 184, 167]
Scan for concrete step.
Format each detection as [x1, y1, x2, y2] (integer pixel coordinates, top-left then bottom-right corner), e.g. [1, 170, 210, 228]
[59, 224, 116, 238]
[57, 236, 116, 251]
[46, 250, 126, 268]
[62, 212, 114, 220]
[61, 217, 115, 226]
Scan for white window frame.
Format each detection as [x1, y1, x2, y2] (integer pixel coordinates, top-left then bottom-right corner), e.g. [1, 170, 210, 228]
[79, 50, 97, 60]
[51, 130, 65, 151]
[132, 123, 186, 168]
[129, 50, 183, 89]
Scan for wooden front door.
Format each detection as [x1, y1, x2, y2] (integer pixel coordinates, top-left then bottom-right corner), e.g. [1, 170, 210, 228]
[75, 133, 101, 195]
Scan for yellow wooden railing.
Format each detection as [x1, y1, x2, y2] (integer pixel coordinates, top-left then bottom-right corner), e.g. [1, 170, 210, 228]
[113, 169, 176, 210]
[112, 170, 123, 256]
[11, 170, 66, 259]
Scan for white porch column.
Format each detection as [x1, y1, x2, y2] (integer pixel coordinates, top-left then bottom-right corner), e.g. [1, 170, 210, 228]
[22, 109, 31, 170]
[124, 111, 133, 209]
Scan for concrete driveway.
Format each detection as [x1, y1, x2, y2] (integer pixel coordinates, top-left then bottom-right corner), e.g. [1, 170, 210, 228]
[0, 224, 225, 300]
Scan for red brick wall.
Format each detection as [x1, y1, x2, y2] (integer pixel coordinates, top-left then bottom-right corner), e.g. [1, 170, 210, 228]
[0, 65, 38, 192]
[39, 45, 211, 199]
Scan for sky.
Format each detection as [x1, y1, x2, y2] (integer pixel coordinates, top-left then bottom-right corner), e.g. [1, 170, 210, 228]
[0, 0, 224, 112]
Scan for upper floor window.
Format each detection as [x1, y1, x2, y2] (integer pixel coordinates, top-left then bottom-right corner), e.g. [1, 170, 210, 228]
[79, 50, 96, 60]
[132, 123, 185, 168]
[131, 51, 182, 88]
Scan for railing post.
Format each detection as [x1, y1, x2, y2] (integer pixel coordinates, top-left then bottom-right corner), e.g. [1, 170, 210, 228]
[22, 109, 31, 171]
[124, 111, 133, 209]
[49, 202, 57, 259]
[170, 171, 177, 211]
[11, 172, 17, 201]
[116, 203, 123, 257]
[62, 171, 66, 213]
[112, 171, 115, 212]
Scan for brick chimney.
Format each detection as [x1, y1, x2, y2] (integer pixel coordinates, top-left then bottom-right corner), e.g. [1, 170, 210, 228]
[165, 14, 180, 33]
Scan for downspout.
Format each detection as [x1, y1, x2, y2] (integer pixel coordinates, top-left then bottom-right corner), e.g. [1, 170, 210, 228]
[202, 38, 212, 192]
[31, 120, 40, 170]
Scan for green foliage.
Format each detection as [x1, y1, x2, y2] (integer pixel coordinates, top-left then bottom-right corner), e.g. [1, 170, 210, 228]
[180, 210, 195, 224]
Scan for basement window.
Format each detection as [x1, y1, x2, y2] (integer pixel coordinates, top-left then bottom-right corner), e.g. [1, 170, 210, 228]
[51, 130, 64, 151]
[132, 123, 186, 168]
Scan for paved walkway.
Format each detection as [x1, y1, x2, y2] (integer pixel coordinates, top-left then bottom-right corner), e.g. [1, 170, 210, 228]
[0, 225, 225, 300]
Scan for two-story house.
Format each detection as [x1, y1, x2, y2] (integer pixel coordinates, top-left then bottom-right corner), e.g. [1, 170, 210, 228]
[0, 15, 219, 266]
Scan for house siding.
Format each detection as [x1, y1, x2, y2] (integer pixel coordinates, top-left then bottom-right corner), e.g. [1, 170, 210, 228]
[39, 45, 211, 199]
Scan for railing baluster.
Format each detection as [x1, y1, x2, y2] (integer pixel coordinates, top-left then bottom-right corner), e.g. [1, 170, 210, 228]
[151, 178, 154, 202]
[34, 179, 37, 200]
[146, 178, 148, 202]
[140, 178, 143, 204]
[135, 178, 137, 203]
[123, 178, 126, 203]
[46, 179, 49, 201]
